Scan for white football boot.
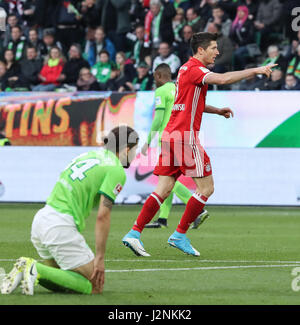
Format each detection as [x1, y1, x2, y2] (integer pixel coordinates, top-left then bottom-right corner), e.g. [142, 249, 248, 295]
[1, 257, 27, 294]
[20, 258, 38, 295]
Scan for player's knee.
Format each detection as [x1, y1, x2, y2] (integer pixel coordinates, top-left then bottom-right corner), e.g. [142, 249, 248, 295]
[155, 176, 175, 200]
[198, 183, 214, 198]
[206, 184, 214, 197]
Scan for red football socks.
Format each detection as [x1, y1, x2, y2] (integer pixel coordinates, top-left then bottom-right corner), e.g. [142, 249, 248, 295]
[132, 192, 164, 233]
[176, 193, 208, 233]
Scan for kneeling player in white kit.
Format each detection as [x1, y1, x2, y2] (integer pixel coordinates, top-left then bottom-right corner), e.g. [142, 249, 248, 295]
[1, 125, 139, 295]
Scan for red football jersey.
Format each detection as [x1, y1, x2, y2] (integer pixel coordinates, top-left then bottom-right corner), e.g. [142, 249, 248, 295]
[162, 57, 212, 144]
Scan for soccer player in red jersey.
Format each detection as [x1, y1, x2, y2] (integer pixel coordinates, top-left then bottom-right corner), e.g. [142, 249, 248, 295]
[123, 32, 277, 256]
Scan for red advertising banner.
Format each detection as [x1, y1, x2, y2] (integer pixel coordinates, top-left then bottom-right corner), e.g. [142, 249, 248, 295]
[0, 92, 138, 146]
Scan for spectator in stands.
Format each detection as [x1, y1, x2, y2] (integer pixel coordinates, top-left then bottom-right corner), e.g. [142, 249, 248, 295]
[196, 0, 217, 27]
[281, 73, 300, 90]
[115, 51, 137, 85]
[128, 0, 147, 27]
[1, 0, 25, 24]
[2, 13, 18, 47]
[230, 5, 255, 70]
[144, 0, 176, 52]
[258, 68, 284, 90]
[236, 0, 258, 21]
[27, 28, 46, 59]
[110, 0, 132, 52]
[176, 24, 193, 64]
[286, 31, 300, 62]
[32, 46, 65, 92]
[96, 0, 117, 40]
[217, 0, 257, 22]
[6, 25, 26, 61]
[207, 22, 233, 73]
[57, 43, 90, 87]
[172, 7, 186, 43]
[3, 48, 21, 89]
[152, 42, 181, 78]
[40, 28, 63, 59]
[21, 0, 37, 28]
[286, 44, 300, 80]
[186, 7, 205, 33]
[236, 63, 262, 90]
[204, 4, 232, 37]
[31, 1, 57, 30]
[127, 61, 154, 91]
[91, 49, 114, 84]
[174, 0, 192, 12]
[254, 0, 282, 50]
[98, 66, 127, 91]
[144, 55, 153, 71]
[84, 26, 116, 67]
[0, 60, 8, 91]
[54, 0, 84, 55]
[80, 0, 100, 30]
[19, 46, 43, 90]
[131, 25, 151, 67]
[261, 45, 288, 72]
[76, 66, 101, 91]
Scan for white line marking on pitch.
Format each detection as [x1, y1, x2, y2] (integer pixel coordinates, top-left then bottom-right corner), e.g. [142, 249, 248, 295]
[106, 264, 300, 273]
[105, 259, 300, 264]
[1, 259, 300, 264]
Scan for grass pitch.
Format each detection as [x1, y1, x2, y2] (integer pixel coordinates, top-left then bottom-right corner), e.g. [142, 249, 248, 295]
[0, 203, 300, 305]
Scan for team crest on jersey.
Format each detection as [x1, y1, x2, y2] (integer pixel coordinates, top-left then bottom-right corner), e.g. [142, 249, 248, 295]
[155, 96, 162, 106]
[113, 183, 123, 195]
[199, 67, 210, 73]
[205, 163, 211, 173]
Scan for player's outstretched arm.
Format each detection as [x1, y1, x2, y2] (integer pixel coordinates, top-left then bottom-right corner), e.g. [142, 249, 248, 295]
[142, 109, 165, 156]
[90, 195, 112, 293]
[205, 105, 234, 118]
[204, 64, 278, 86]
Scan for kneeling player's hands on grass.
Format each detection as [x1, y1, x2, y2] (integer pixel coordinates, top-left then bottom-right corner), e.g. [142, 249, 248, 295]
[219, 107, 234, 119]
[90, 257, 105, 294]
[256, 63, 278, 78]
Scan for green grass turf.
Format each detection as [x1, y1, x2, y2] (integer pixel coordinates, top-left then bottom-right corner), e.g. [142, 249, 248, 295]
[0, 203, 300, 305]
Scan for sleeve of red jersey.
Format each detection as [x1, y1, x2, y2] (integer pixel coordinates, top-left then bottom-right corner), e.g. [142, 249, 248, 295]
[190, 66, 212, 85]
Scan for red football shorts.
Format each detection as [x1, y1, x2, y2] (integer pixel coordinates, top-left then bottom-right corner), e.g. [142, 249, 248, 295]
[153, 141, 212, 179]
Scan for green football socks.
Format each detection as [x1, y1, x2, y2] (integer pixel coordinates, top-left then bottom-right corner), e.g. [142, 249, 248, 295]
[173, 181, 192, 204]
[36, 262, 92, 294]
[159, 192, 174, 219]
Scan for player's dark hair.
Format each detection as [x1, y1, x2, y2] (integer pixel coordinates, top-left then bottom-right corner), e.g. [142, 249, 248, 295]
[154, 63, 171, 76]
[103, 125, 139, 153]
[190, 32, 218, 54]
[99, 49, 109, 57]
[11, 25, 22, 32]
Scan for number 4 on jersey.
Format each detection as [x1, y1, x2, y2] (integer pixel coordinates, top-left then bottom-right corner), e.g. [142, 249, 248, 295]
[69, 159, 100, 181]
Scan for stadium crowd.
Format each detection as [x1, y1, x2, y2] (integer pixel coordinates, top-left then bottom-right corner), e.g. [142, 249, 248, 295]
[0, 0, 299, 92]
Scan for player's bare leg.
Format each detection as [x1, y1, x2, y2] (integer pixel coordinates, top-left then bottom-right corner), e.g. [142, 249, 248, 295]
[168, 175, 214, 256]
[193, 175, 215, 198]
[123, 175, 175, 256]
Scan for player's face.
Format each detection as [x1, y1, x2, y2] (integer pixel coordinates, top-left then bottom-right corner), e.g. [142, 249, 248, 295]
[203, 41, 219, 65]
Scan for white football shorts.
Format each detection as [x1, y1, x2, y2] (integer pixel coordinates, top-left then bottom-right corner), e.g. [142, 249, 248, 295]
[31, 204, 94, 270]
